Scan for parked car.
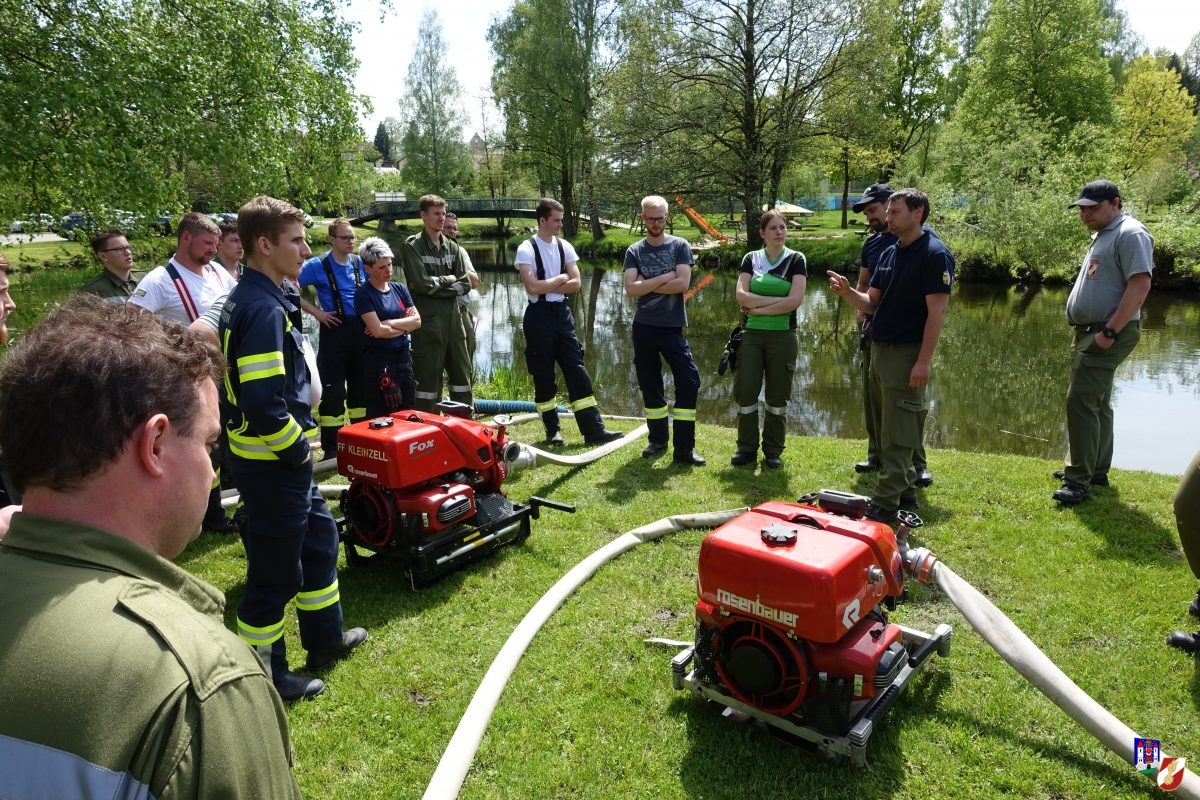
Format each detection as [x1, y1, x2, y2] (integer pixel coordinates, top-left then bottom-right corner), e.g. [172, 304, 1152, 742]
[9, 213, 55, 233]
[56, 211, 95, 239]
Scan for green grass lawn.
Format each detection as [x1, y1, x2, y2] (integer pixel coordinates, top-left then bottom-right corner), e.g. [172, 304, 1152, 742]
[180, 424, 1199, 799]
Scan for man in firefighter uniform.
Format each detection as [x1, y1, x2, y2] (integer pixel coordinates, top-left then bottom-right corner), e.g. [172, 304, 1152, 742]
[0, 300, 301, 797]
[516, 198, 624, 446]
[221, 196, 367, 701]
[298, 217, 368, 456]
[402, 194, 474, 411]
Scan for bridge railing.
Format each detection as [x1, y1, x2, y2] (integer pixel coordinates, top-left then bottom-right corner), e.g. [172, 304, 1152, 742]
[367, 198, 542, 216]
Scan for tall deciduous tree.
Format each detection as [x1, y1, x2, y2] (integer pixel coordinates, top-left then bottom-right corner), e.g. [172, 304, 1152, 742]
[1115, 56, 1196, 206]
[489, 0, 619, 237]
[0, 0, 365, 218]
[661, 0, 861, 247]
[399, 9, 473, 196]
[952, 0, 1114, 139]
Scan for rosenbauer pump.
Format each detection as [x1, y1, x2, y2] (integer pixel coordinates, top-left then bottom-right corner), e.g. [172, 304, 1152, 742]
[672, 490, 951, 764]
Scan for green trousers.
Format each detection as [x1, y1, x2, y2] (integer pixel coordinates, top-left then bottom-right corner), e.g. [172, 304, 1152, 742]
[868, 342, 926, 510]
[1062, 322, 1140, 487]
[1176, 449, 1200, 580]
[734, 328, 798, 457]
[862, 334, 927, 470]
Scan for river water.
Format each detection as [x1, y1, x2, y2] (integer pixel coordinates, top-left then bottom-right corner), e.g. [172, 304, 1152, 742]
[8, 245, 1200, 475]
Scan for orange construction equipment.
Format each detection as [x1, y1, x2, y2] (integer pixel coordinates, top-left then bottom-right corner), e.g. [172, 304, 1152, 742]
[674, 195, 730, 244]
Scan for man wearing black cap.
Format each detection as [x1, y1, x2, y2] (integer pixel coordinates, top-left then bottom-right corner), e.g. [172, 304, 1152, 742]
[850, 184, 933, 488]
[1053, 180, 1153, 506]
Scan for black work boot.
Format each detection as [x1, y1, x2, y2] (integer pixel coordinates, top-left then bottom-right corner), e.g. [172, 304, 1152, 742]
[256, 640, 325, 701]
[305, 627, 369, 671]
[578, 407, 622, 446]
[542, 410, 564, 446]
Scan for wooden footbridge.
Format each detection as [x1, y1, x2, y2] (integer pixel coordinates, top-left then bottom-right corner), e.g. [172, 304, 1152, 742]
[349, 197, 542, 230]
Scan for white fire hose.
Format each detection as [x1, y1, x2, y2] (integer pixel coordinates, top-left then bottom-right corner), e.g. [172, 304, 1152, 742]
[421, 514, 1199, 799]
[421, 509, 747, 800]
[932, 561, 1200, 797]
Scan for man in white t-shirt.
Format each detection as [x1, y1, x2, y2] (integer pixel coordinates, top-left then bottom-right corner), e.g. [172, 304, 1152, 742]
[514, 198, 622, 447]
[129, 212, 238, 533]
[129, 213, 237, 324]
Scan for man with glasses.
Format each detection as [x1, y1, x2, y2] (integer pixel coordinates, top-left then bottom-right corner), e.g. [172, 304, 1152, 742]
[80, 229, 145, 307]
[401, 195, 474, 411]
[298, 217, 367, 456]
[622, 195, 704, 466]
[1052, 180, 1153, 506]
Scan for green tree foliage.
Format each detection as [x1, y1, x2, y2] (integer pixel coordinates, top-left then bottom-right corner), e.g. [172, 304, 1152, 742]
[953, 0, 1114, 139]
[944, 0, 988, 105]
[874, 0, 951, 176]
[374, 122, 392, 164]
[489, 0, 619, 237]
[399, 10, 474, 196]
[0, 0, 365, 218]
[659, 0, 862, 247]
[1115, 57, 1196, 182]
[935, 103, 1111, 279]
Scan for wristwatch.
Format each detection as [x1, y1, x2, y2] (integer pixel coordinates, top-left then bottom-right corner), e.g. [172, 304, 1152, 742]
[1101, 326, 1118, 341]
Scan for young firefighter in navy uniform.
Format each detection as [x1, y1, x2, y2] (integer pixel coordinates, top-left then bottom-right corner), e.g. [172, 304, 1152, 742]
[220, 196, 366, 701]
[623, 195, 704, 466]
[515, 198, 623, 447]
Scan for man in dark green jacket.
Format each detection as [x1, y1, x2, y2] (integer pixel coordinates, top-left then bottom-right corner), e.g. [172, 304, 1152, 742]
[0, 299, 302, 798]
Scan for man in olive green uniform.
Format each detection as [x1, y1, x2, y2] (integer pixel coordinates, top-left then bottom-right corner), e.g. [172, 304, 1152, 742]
[79, 228, 145, 306]
[0, 301, 301, 798]
[827, 189, 953, 524]
[1052, 180, 1153, 506]
[402, 194, 474, 411]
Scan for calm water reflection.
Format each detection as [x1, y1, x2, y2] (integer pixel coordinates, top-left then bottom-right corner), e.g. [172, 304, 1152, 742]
[9, 244, 1200, 475]
[459, 240, 1200, 475]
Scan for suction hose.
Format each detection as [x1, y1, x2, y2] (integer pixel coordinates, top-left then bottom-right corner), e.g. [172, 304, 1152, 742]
[474, 398, 566, 415]
[421, 508, 747, 800]
[931, 560, 1200, 797]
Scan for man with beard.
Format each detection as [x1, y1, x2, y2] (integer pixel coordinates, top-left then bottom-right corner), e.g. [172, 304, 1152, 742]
[622, 195, 704, 466]
[849, 184, 934, 488]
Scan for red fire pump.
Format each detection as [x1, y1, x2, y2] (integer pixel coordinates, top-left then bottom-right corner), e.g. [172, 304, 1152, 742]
[672, 490, 951, 764]
[335, 403, 571, 586]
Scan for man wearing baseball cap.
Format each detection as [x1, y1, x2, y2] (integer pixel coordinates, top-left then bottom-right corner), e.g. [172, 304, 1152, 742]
[849, 184, 934, 488]
[1053, 180, 1153, 505]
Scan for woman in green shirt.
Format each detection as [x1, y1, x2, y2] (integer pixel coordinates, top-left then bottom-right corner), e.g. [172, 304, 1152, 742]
[730, 210, 807, 469]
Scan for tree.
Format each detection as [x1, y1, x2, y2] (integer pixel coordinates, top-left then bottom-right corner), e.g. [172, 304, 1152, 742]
[0, 0, 365, 219]
[1115, 57, 1196, 182]
[935, 102, 1112, 278]
[489, 0, 620, 237]
[873, 0, 952, 177]
[373, 122, 392, 164]
[399, 9, 473, 196]
[658, 0, 862, 247]
[943, 0, 988, 106]
[952, 0, 1114, 140]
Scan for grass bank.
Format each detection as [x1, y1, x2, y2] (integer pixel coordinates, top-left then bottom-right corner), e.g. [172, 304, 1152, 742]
[181, 424, 1198, 799]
